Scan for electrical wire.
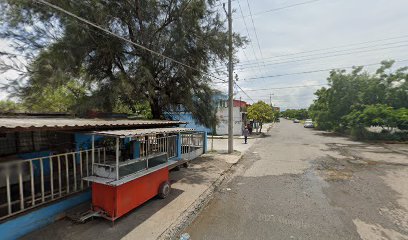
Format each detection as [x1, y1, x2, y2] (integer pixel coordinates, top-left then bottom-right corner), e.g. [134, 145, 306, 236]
[241, 58, 408, 81]
[234, 81, 255, 103]
[236, 0, 263, 78]
[233, 43, 408, 70]
[235, 0, 323, 19]
[230, 33, 408, 67]
[244, 84, 328, 92]
[245, 0, 267, 74]
[235, 40, 408, 68]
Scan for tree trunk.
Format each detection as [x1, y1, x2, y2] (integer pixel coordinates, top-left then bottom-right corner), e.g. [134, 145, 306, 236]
[151, 98, 162, 119]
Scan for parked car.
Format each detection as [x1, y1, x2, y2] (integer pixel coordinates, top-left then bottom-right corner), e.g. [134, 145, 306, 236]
[293, 119, 300, 123]
[304, 120, 314, 128]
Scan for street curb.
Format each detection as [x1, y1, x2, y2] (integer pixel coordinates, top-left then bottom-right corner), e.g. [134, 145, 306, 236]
[157, 150, 249, 240]
[158, 128, 270, 240]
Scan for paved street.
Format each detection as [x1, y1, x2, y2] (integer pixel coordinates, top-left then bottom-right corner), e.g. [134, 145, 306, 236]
[185, 119, 408, 240]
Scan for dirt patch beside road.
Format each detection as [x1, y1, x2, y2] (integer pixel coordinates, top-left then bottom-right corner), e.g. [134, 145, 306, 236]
[317, 142, 408, 239]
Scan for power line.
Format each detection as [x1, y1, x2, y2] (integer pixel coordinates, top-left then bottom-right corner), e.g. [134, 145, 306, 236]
[235, 0, 322, 19]
[245, 0, 267, 73]
[234, 34, 408, 65]
[234, 43, 408, 70]
[234, 81, 255, 103]
[245, 84, 328, 92]
[242, 58, 408, 81]
[215, 40, 408, 72]
[236, 0, 263, 78]
[35, 0, 227, 83]
[235, 40, 408, 68]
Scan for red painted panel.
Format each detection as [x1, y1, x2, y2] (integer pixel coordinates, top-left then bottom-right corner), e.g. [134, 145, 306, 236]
[92, 183, 116, 218]
[116, 167, 169, 217]
[91, 167, 169, 220]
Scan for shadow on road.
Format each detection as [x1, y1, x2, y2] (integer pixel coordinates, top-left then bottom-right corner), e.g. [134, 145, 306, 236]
[22, 184, 184, 240]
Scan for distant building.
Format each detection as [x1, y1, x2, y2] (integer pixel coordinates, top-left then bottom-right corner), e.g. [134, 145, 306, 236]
[166, 95, 250, 135]
[272, 106, 280, 112]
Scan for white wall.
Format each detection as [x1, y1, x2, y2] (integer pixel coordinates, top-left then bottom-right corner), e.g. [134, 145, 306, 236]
[216, 107, 244, 135]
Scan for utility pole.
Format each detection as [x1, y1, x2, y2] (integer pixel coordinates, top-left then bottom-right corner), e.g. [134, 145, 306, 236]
[239, 96, 242, 112]
[225, 0, 234, 154]
[269, 93, 274, 107]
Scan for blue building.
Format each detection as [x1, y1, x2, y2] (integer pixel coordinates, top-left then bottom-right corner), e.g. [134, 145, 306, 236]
[165, 94, 229, 134]
[0, 116, 206, 239]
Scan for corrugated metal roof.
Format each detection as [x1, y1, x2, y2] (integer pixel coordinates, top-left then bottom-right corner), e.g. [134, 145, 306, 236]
[0, 118, 185, 131]
[93, 127, 195, 138]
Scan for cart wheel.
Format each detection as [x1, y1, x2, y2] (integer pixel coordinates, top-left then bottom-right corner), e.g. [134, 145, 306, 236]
[183, 162, 189, 168]
[158, 181, 171, 199]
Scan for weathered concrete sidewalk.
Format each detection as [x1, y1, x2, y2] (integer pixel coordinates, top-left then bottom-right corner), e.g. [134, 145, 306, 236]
[22, 126, 272, 240]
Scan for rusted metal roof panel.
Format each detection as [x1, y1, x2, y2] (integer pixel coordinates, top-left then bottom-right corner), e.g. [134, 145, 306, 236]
[93, 127, 195, 138]
[0, 118, 184, 131]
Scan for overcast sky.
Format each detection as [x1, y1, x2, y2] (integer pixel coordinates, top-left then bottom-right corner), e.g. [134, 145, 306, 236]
[215, 0, 408, 110]
[1, 0, 408, 110]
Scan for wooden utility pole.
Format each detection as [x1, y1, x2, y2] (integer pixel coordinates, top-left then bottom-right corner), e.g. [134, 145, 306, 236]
[226, 0, 234, 153]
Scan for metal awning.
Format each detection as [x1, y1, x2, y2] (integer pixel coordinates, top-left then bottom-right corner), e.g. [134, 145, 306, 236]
[92, 127, 195, 138]
[0, 118, 185, 131]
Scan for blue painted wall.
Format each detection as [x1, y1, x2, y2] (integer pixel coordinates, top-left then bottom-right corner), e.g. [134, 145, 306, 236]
[165, 94, 228, 134]
[0, 191, 91, 240]
[176, 133, 182, 160]
[75, 133, 104, 151]
[18, 151, 53, 176]
[165, 112, 212, 133]
[133, 141, 141, 159]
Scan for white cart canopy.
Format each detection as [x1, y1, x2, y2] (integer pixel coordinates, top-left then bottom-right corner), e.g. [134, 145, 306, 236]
[92, 127, 195, 138]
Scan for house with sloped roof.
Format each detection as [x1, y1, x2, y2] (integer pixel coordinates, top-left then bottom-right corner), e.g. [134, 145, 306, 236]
[0, 113, 207, 239]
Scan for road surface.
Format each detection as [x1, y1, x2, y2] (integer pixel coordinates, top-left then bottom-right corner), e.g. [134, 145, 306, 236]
[185, 119, 408, 240]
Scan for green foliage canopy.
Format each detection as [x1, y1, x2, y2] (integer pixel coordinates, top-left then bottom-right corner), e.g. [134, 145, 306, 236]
[247, 101, 274, 124]
[0, 100, 25, 112]
[281, 109, 309, 120]
[309, 60, 408, 135]
[0, 0, 245, 126]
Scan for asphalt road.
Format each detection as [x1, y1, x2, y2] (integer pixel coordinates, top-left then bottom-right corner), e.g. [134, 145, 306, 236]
[185, 119, 408, 240]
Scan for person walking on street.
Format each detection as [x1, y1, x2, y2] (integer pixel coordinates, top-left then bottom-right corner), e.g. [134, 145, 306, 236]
[243, 126, 249, 144]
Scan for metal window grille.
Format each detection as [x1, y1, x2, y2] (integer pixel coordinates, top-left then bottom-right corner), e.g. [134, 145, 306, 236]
[0, 148, 104, 221]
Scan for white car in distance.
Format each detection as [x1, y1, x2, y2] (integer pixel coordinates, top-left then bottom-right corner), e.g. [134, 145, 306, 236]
[304, 120, 314, 128]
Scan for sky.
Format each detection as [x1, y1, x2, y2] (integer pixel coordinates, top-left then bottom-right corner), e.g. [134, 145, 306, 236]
[1, 0, 408, 110]
[213, 0, 408, 110]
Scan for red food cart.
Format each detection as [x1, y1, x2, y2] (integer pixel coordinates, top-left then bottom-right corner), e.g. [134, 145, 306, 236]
[81, 127, 192, 222]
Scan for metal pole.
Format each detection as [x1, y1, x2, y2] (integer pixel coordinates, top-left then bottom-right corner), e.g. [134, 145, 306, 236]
[91, 135, 95, 175]
[6, 167, 11, 214]
[227, 0, 234, 153]
[116, 138, 120, 180]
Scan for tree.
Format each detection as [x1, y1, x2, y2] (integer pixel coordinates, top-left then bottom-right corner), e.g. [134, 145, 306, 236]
[0, 0, 245, 126]
[247, 101, 273, 132]
[343, 105, 408, 131]
[22, 80, 88, 113]
[0, 100, 25, 112]
[281, 109, 309, 120]
[309, 61, 408, 132]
